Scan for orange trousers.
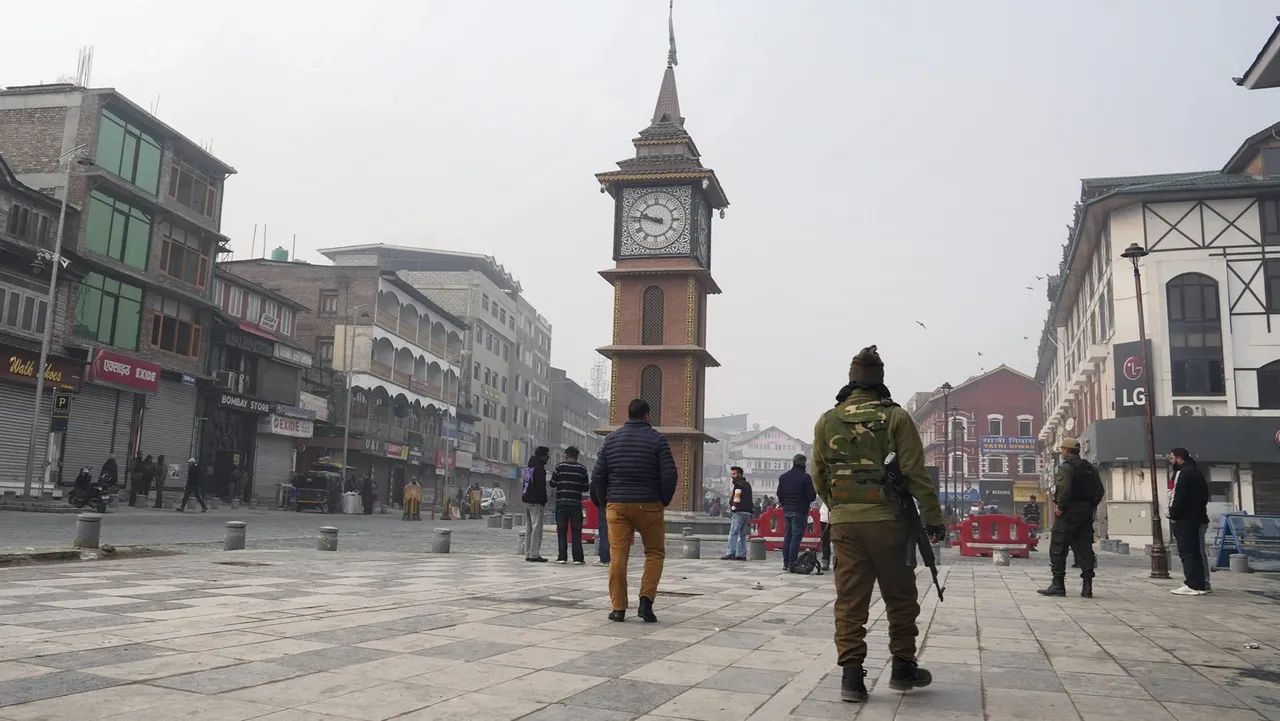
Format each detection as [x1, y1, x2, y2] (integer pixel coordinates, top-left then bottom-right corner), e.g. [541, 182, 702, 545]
[606, 502, 666, 611]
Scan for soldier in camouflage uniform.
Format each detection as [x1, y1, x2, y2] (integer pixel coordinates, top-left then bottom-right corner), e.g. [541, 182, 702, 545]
[813, 346, 947, 704]
[1037, 437, 1100, 598]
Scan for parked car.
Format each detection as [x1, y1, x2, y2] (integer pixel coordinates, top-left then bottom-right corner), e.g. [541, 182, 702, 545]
[481, 487, 507, 515]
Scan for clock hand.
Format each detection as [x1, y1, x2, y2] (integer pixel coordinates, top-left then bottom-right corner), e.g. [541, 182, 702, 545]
[640, 214, 665, 224]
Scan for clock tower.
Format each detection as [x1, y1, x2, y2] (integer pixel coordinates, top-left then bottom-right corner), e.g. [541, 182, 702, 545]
[595, 33, 728, 512]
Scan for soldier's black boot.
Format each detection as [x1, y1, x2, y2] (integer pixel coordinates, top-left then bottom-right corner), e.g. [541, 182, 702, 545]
[888, 657, 933, 691]
[1081, 578, 1093, 598]
[637, 596, 658, 623]
[1037, 576, 1067, 597]
[840, 666, 868, 703]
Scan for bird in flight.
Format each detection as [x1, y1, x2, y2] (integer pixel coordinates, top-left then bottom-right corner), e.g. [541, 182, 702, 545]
[977, 352, 984, 357]
[1025, 286, 1034, 290]
[915, 321, 927, 329]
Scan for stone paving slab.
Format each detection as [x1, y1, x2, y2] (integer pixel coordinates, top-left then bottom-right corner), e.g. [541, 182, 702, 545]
[0, 549, 1277, 720]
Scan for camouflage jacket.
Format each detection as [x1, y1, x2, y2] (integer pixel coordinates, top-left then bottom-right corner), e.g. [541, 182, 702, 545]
[812, 390, 944, 526]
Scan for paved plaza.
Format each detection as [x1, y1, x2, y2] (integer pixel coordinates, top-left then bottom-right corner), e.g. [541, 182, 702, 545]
[0, 535, 1278, 721]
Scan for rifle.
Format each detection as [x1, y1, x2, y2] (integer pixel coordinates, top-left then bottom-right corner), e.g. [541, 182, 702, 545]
[884, 452, 945, 602]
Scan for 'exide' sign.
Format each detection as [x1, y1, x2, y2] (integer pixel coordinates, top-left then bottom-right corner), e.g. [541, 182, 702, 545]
[89, 348, 160, 393]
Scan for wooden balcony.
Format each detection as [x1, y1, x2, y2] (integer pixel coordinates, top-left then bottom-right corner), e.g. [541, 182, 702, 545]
[367, 357, 454, 405]
[374, 310, 463, 365]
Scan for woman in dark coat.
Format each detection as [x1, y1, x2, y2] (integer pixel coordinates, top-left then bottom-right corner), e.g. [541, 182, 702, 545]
[361, 474, 375, 515]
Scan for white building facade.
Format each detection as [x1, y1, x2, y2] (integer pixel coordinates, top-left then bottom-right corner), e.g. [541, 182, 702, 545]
[1036, 124, 1280, 546]
[725, 425, 812, 498]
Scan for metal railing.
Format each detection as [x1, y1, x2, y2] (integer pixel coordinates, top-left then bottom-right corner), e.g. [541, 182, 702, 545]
[374, 310, 464, 365]
[367, 357, 456, 404]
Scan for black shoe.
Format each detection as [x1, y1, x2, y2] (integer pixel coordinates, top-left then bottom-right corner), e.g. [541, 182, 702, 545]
[720, 554, 737, 561]
[637, 596, 658, 623]
[840, 666, 868, 703]
[1081, 579, 1093, 598]
[821, 559, 830, 571]
[888, 657, 932, 691]
[530, 557, 548, 563]
[734, 556, 746, 561]
[608, 610, 626, 622]
[1037, 577, 1067, 597]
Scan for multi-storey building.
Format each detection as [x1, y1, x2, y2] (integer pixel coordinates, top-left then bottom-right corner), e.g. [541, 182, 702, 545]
[723, 425, 811, 499]
[220, 259, 466, 505]
[0, 153, 85, 491]
[702, 413, 749, 499]
[203, 269, 312, 499]
[0, 84, 233, 487]
[315, 244, 552, 503]
[548, 368, 605, 470]
[1034, 122, 1280, 544]
[909, 366, 1043, 518]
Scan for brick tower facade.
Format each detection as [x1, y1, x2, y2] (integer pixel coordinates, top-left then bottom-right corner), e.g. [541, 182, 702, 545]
[594, 59, 728, 512]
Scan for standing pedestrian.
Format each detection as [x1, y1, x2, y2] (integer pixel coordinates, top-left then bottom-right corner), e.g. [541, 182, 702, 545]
[812, 346, 945, 703]
[1168, 447, 1210, 596]
[522, 446, 550, 562]
[1037, 438, 1103, 598]
[177, 458, 207, 512]
[590, 485, 610, 567]
[591, 398, 677, 623]
[721, 466, 753, 560]
[777, 454, 816, 572]
[819, 500, 831, 570]
[361, 473, 375, 515]
[152, 455, 167, 509]
[99, 455, 118, 490]
[230, 465, 245, 503]
[550, 446, 589, 565]
[1022, 494, 1043, 552]
[129, 454, 155, 508]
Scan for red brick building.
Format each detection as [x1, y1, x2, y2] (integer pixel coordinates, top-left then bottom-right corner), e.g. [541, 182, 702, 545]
[908, 366, 1044, 519]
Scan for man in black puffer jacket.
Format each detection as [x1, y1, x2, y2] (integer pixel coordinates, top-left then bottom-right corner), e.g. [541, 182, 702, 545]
[522, 447, 551, 562]
[591, 398, 678, 623]
[776, 454, 816, 572]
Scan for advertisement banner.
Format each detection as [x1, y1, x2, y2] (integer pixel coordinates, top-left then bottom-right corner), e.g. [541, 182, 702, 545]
[88, 348, 160, 393]
[385, 442, 409, 460]
[258, 414, 314, 438]
[271, 402, 316, 421]
[978, 480, 1015, 516]
[298, 391, 329, 422]
[1114, 339, 1154, 418]
[977, 436, 1038, 455]
[454, 449, 472, 469]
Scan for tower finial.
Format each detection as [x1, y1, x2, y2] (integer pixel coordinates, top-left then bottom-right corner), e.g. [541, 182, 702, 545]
[667, 0, 678, 67]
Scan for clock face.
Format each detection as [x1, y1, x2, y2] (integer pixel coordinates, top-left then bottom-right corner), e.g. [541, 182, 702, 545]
[624, 190, 688, 250]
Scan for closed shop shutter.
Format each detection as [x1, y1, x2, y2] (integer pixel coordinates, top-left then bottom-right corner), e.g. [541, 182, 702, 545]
[0, 384, 50, 489]
[141, 379, 199, 490]
[1254, 471, 1280, 516]
[253, 433, 295, 499]
[62, 385, 133, 486]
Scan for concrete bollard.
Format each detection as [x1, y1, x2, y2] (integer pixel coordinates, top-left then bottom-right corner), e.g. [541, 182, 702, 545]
[1230, 553, 1252, 573]
[682, 536, 701, 559]
[432, 528, 451, 553]
[513, 514, 524, 526]
[224, 521, 247, 551]
[502, 515, 514, 530]
[487, 515, 501, 528]
[73, 513, 102, 549]
[992, 549, 1010, 566]
[1117, 542, 1130, 555]
[517, 530, 527, 555]
[209, 498, 220, 511]
[318, 526, 339, 551]
[747, 537, 767, 561]
[1144, 544, 1153, 557]
[230, 499, 240, 511]
[682, 526, 693, 537]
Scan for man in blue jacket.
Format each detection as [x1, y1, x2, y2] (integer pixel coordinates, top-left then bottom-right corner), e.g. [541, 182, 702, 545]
[591, 399, 678, 623]
[777, 453, 816, 572]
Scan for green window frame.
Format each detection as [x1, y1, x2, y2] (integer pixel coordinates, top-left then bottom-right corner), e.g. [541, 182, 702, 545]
[84, 191, 152, 270]
[73, 272, 143, 350]
[95, 108, 162, 194]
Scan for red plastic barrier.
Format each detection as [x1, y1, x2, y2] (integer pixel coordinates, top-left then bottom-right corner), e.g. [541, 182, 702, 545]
[748, 507, 822, 551]
[955, 514, 1037, 558]
[583, 500, 599, 544]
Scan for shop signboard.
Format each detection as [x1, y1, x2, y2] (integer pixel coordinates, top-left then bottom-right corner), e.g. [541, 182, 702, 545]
[1114, 339, 1155, 418]
[271, 402, 316, 421]
[299, 391, 329, 422]
[87, 348, 159, 393]
[272, 343, 313, 368]
[454, 449, 473, 469]
[258, 414, 314, 438]
[0, 345, 82, 392]
[977, 436, 1038, 455]
[385, 442, 409, 460]
[216, 392, 271, 414]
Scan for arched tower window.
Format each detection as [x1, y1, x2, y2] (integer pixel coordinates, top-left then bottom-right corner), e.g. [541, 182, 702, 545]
[1258, 359, 1280, 409]
[640, 364, 663, 425]
[641, 286, 664, 345]
[1166, 273, 1224, 396]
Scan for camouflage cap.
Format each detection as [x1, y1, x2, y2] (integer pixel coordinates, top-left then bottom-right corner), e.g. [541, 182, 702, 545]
[1060, 437, 1080, 451]
[848, 345, 885, 384]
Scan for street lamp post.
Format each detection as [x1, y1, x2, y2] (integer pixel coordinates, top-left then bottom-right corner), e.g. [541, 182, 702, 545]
[1120, 242, 1172, 580]
[941, 382, 952, 520]
[23, 145, 90, 497]
[340, 304, 370, 477]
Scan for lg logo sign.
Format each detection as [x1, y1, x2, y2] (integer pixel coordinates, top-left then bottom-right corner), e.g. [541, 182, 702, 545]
[1123, 354, 1144, 382]
[1121, 353, 1146, 409]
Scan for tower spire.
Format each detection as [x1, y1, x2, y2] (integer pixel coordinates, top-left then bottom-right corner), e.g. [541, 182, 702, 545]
[667, 0, 678, 68]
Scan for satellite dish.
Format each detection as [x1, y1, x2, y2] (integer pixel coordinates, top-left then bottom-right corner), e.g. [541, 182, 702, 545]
[1065, 417, 1076, 431]
[752, 423, 760, 430]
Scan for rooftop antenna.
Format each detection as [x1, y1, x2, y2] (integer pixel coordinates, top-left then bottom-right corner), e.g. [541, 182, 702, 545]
[151, 94, 161, 116]
[75, 46, 94, 87]
[291, 233, 297, 263]
[262, 224, 268, 258]
[249, 223, 258, 260]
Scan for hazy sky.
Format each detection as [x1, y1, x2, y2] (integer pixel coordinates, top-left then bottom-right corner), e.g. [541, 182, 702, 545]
[6, 1, 1280, 438]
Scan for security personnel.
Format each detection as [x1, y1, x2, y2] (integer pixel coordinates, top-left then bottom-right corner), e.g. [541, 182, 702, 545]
[1037, 438, 1099, 598]
[813, 346, 946, 704]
